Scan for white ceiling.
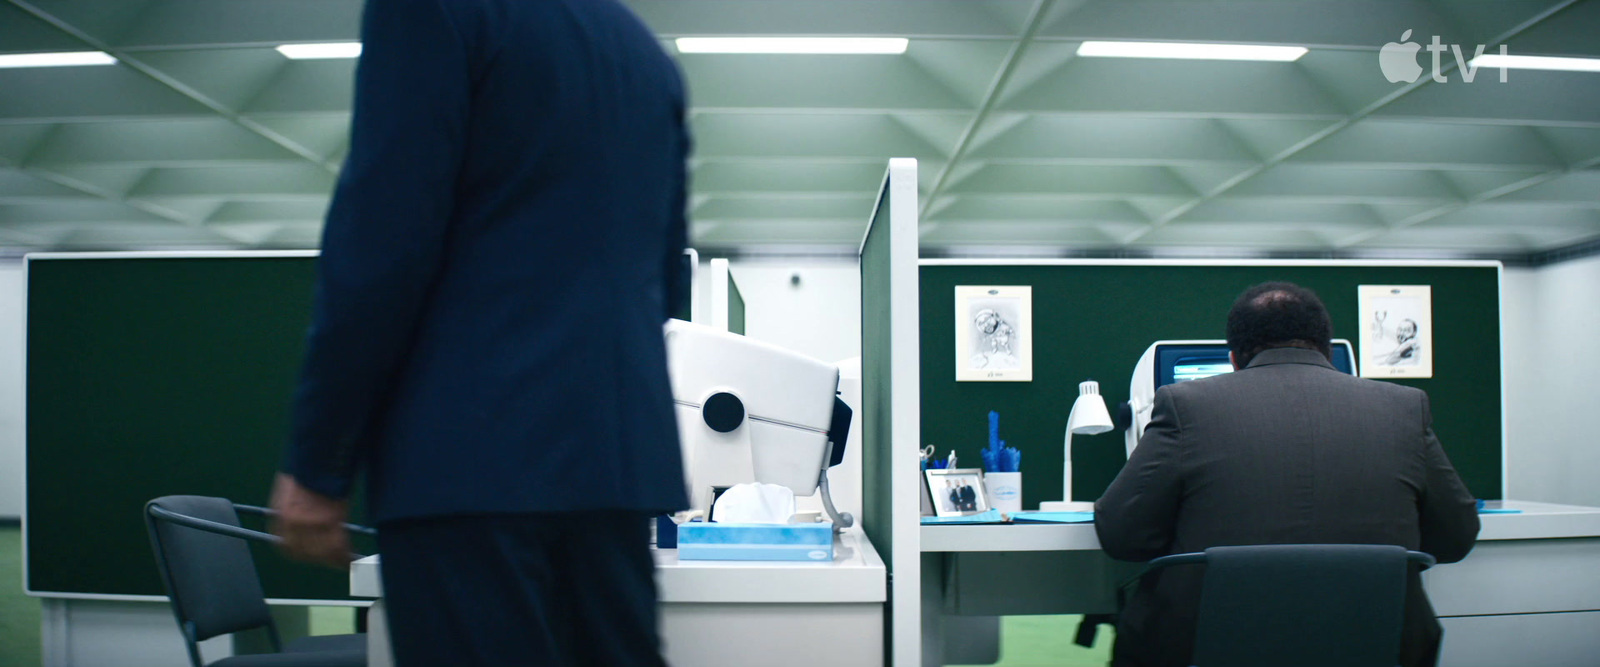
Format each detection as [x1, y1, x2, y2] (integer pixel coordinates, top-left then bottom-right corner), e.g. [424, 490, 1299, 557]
[1, 0, 1597, 261]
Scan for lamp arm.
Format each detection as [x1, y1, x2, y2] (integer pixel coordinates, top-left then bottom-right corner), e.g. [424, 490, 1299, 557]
[1063, 430, 1074, 503]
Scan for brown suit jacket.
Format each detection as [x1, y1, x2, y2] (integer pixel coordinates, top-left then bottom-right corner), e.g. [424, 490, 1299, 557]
[1095, 347, 1480, 667]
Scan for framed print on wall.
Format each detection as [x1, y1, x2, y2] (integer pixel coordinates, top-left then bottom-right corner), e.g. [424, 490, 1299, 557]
[1359, 284, 1434, 379]
[955, 285, 1032, 382]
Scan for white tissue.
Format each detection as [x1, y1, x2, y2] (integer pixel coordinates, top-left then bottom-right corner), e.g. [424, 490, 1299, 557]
[711, 483, 797, 524]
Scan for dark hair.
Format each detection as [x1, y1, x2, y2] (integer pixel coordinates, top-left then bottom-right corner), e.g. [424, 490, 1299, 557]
[1225, 281, 1333, 367]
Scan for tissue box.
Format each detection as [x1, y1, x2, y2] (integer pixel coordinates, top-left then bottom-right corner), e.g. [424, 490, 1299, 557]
[676, 522, 834, 562]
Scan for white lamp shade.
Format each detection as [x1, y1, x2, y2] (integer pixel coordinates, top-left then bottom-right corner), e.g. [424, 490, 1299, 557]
[1067, 381, 1114, 435]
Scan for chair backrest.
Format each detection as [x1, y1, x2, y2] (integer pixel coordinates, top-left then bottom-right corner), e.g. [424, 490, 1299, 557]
[145, 496, 275, 652]
[1190, 544, 1415, 667]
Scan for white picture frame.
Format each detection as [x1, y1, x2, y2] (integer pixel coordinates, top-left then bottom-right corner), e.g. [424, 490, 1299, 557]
[1358, 284, 1434, 379]
[955, 285, 1033, 382]
[925, 468, 989, 517]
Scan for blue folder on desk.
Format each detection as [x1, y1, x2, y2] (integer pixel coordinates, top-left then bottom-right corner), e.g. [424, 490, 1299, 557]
[922, 509, 1006, 524]
[1009, 511, 1095, 524]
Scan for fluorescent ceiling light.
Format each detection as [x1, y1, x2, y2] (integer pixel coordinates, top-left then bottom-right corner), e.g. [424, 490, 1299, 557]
[675, 37, 908, 54]
[276, 43, 363, 60]
[1469, 54, 1600, 72]
[0, 51, 116, 69]
[1077, 41, 1307, 62]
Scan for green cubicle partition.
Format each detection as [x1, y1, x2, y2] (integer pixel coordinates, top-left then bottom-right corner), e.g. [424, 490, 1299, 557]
[919, 261, 1503, 511]
[25, 253, 368, 600]
[727, 273, 746, 336]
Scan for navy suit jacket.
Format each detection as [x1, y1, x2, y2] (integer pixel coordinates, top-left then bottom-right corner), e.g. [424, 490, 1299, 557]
[1095, 347, 1479, 667]
[285, 0, 690, 523]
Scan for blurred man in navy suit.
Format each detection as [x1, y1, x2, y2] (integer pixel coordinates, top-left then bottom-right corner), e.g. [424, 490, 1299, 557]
[270, 0, 690, 664]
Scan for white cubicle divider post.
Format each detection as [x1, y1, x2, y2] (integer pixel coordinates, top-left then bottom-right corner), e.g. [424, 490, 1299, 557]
[858, 157, 922, 667]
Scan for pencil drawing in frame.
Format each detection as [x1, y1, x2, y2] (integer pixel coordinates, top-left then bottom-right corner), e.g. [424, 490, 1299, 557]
[955, 285, 1032, 382]
[1359, 284, 1433, 379]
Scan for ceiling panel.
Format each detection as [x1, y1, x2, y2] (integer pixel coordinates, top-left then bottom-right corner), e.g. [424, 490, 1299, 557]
[0, 0, 1594, 258]
[104, 0, 362, 49]
[126, 164, 336, 198]
[0, 65, 212, 121]
[945, 164, 1197, 197]
[0, 3, 97, 53]
[920, 220, 1130, 246]
[0, 168, 91, 200]
[630, 1, 1035, 38]
[969, 116, 1261, 163]
[1228, 165, 1463, 202]
[1500, 170, 1600, 203]
[24, 118, 302, 167]
[1136, 222, 1353, 249]
[1037, 0, 1465, 47]
[999, 57, 1348, 117]
[1373, 69, 1600, 126]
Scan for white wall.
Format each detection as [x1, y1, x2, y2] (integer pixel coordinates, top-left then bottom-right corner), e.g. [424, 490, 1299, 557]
[727, 259, 861, 365]
[0, 258, 23, 518]
[1502, 255, 1600, 506]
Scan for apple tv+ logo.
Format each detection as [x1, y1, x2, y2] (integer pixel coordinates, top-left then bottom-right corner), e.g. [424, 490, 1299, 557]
[1380, 29, 1508, 83]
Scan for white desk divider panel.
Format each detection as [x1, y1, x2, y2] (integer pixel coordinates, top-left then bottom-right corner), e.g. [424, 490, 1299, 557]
[859, 158, 922, 667]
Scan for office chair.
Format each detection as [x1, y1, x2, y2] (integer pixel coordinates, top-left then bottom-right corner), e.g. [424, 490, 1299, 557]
[1144, 544, 1435, 667]
[144, 495, 373, 667]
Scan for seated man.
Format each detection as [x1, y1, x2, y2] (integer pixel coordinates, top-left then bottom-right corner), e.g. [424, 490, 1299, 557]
[1095, 281, 1479, 667]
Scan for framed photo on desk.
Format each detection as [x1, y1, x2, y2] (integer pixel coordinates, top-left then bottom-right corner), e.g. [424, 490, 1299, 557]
[926, 468, 988, 517]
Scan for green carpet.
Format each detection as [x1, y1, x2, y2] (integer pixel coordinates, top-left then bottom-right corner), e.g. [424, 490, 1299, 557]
[951, 615, 1114, 667]
[2, 526, 42, 667]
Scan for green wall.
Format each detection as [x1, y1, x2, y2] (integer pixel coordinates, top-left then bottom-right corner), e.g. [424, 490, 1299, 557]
[26, 255, 370, 599]
[920, 263, 1503, 510]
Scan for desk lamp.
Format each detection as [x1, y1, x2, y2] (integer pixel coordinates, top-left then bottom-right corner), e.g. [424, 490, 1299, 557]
[1052, 380, 1113, 509]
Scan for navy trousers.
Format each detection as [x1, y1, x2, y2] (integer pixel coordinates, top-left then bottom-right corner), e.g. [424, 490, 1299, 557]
[376, 511, 667, 667]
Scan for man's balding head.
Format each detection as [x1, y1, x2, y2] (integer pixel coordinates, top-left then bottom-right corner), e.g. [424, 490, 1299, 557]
[1225, 282, 1333, 368]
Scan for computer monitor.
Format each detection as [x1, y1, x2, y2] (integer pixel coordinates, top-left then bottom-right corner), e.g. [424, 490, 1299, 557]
[1153, 341, 1356, 389]
[1126, 339, 1358, 457]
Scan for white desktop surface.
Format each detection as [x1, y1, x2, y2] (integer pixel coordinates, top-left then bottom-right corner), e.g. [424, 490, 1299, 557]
[920, 521, 1099, 553]
[917, 498, 1600, 554]
[351, 528, 885, 667]
[351, 528, 883, 600]
[917, 500, 1600, 667]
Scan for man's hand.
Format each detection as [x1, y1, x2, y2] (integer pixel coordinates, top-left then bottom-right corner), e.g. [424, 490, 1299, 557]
[269, 473, 353, 570]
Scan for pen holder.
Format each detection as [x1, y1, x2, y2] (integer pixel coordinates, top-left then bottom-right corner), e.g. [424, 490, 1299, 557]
[986, 472, 1022, 513]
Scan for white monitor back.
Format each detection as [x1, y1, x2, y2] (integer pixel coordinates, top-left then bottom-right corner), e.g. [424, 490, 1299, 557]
[1125, 339, 1357, 457]
[664, 319, 840, 513]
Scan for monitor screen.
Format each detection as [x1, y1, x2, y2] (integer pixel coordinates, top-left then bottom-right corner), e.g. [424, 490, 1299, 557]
[1155, 342, 1355, 388]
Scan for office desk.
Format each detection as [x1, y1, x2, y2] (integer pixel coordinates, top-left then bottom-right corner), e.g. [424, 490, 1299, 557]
[919, 501, 1600, 667]
[351, 528, 886, 667]
[1424, 500, 1600, 667]
[919, 522, 1137, 666]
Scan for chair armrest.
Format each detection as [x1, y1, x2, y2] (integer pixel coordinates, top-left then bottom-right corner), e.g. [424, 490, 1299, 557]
[148, 504, 283, 545]
[1145, 551, 1208, 571]
[148, 504, 368, 561]
[234, 503, 379, 537]
[1406, 550, 1436, 570]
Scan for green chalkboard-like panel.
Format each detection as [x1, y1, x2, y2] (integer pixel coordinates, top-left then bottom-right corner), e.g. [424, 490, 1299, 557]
[920, 263, 1502, 511]
[860, 194, 896, 574]
[26, 254, 370, 600]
